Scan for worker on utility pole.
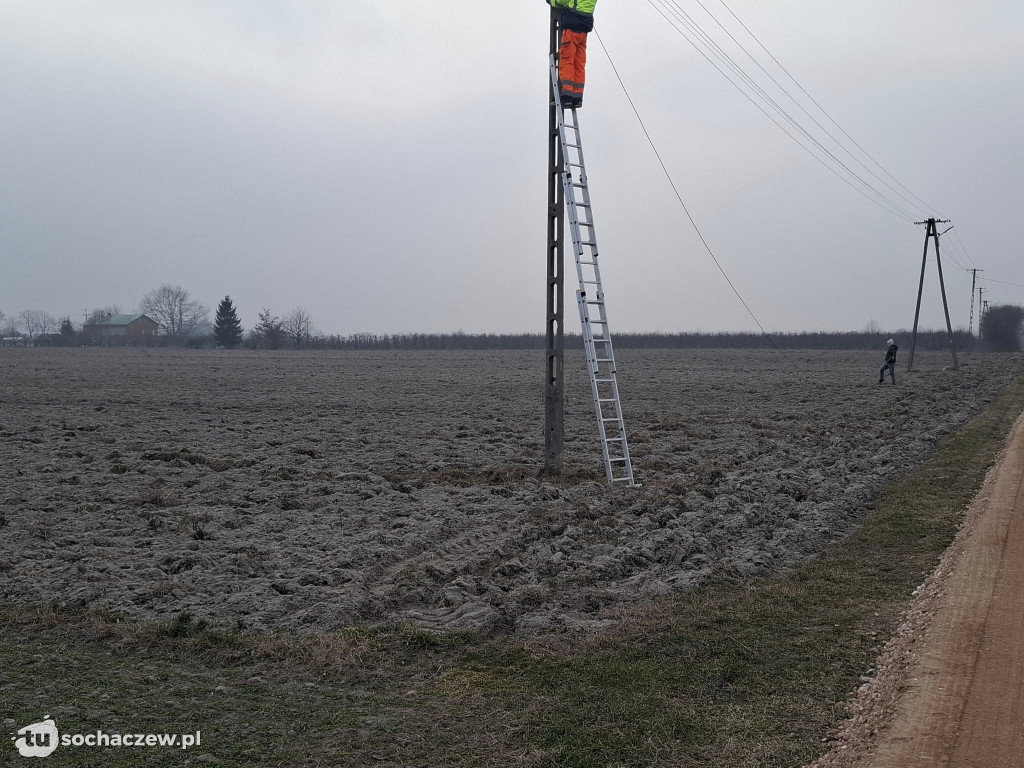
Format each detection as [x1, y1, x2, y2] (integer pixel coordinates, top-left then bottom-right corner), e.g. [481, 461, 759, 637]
[878, 338, 898, 385]
[547, 0, 597, 108]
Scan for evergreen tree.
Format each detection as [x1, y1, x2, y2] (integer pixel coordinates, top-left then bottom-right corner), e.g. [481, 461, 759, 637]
[253, 308, 284, 350]
[213, 296, 243, 349]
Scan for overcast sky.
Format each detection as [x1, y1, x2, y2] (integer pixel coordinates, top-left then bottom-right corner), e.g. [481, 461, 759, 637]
[1, 1, 1022, 334]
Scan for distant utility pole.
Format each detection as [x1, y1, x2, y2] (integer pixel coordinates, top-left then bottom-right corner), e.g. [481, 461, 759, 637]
[978, 287, 986, 330]
[908, 218, 959, 372]
[544, 8, 565, 476]
[967, 268, 983, 335]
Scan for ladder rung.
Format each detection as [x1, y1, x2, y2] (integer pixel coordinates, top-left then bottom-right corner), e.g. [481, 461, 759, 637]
[554, 75, 638, 489]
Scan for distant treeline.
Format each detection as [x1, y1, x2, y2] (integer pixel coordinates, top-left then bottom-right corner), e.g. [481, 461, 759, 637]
[22, 328, 977, 353]
[300, 330, 972, 352]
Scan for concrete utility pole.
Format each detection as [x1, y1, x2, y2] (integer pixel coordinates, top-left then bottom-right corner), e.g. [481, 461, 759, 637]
[967, 269, 983, 336]
[908, 218, 959, 372]
[978, 287, 986, 334]
[544, 8, 565, 476]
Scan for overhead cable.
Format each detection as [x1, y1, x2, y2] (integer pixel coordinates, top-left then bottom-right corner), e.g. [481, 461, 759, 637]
[952, 229, 979, 269]
[679, 0, 934, 221]
[980, 277, 1024, 289]
[593, 28, 795, 362]
[714, 0, 942, 218]
[647, 0, 916, 221]
[646, 0, 926, 222]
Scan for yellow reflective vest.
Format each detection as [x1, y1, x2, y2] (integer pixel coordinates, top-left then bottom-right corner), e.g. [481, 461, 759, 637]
[549, 0, 595, 32]
[550, 0, 596, 13]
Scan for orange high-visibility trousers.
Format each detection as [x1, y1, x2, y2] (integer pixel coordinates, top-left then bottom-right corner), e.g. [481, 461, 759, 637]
[558, 29, 587, 103]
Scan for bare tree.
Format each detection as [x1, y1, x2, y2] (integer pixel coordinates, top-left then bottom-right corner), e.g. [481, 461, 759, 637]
[85, 305, 122, 326]
[40, 311, 57, 335]
[283, 307, 315, 349]
[1, 316, 18, 337]
[18, 309, 57, 340]
[139, 285, 208, 337]
[0, 309, 5, 335]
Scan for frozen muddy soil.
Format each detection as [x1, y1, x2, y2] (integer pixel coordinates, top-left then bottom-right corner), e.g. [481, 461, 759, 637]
[0, 348, 1019, 635]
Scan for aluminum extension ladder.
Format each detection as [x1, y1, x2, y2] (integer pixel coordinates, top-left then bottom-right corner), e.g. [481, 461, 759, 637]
[550, 56, 637, 486]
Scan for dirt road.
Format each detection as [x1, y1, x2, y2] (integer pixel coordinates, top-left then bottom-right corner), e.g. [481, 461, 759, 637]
[866, 413, 1024, 767]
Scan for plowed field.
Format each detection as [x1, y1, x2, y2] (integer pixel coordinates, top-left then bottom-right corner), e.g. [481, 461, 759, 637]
[1, 347, 1015, 635]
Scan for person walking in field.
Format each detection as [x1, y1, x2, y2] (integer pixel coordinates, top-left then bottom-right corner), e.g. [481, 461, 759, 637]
[547, 0, 596, 109]
[878, 338, 898, 384]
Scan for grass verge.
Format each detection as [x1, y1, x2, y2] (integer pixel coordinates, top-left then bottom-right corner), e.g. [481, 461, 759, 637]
[2, 374, 1022, 766]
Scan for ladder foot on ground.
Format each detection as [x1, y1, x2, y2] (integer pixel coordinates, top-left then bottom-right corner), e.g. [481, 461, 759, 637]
[551, 55, 637, 487]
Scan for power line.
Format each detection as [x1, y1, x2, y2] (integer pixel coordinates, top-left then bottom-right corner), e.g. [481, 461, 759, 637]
[646, 0, 919, 221]
[683, 0, 934, 221]
[952, 229, 979, 270]
[612, 0, 981, 331]
[654, 0, 926, 222]
[940, 237, 971, 270]
[651, 0, 920, 221]
[714, 0, 942, 219]
[941, 236, 970, 269]
[980, 277, 1024, 289]
[592, 27, 794, 361]
[938, 228, 969, 267]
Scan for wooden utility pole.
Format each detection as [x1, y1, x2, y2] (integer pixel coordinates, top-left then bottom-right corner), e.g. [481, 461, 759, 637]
[967, 268, 983, 335]
[544, 9, 565, 476]
[908, 218, 959, 372]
